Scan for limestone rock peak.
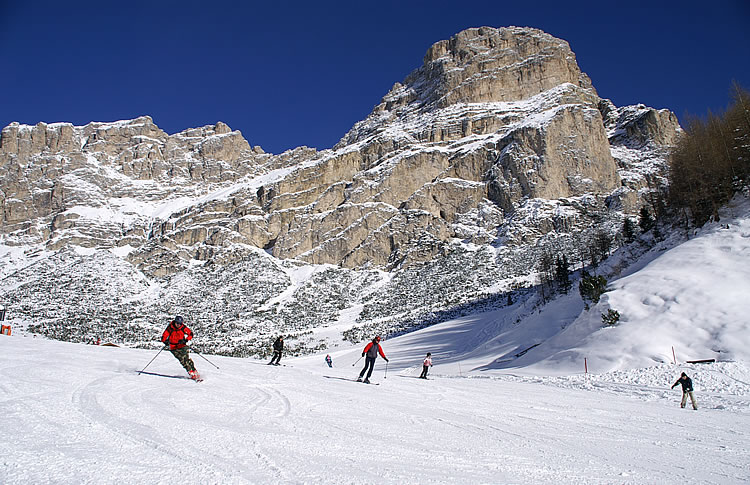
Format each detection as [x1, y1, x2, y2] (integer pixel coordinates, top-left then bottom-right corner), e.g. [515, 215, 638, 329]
[1, 26, 681, 275]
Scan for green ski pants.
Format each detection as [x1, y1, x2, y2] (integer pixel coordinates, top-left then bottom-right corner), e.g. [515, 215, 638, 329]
[170, 347, 196, 372]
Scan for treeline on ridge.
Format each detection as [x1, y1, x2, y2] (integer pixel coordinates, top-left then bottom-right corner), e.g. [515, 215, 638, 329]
[669, 82, 750, 226]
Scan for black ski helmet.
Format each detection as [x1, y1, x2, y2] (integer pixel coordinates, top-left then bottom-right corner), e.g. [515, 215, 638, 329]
[174, 316, 184, 325]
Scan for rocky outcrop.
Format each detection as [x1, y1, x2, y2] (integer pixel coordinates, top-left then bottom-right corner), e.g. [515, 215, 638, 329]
[338, 27, 596, 146]
[0, 26, 681, 275]
[597, 99, 682, 213]
[0, 116, 271, 247]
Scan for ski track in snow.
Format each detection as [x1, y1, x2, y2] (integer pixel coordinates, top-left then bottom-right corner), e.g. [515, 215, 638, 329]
[1, 337, 749, 484]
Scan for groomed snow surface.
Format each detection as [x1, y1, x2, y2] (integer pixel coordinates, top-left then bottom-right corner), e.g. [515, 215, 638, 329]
[1, 338, 748, 484]
[2, 198, 750, 484]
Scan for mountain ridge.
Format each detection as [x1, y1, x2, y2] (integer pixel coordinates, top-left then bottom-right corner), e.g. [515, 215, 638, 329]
[0, 26, 681, 356]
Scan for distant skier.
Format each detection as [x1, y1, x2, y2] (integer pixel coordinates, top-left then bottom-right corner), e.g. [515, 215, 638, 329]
[419, 352, 432, 379]
[357, 336, 388, 384]
[268, 335, 284, 365]
[325, 354, 333, 368]
[161, 316, 200, 380]
[671, 372, 698, 410]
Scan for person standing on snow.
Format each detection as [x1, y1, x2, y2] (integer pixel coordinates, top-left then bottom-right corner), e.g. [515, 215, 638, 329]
[325, 354, 333, 368]
[357, 336, 388, 384]
[671, 372, 698, 410]
[268, 335, 284, 365]
[161, 316, 200, 380]
[419, 352, 432, 379]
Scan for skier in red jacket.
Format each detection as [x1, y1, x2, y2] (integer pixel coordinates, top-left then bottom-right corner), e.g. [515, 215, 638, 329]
[357, 336, 388, 384]
[161, 316, 200, 380]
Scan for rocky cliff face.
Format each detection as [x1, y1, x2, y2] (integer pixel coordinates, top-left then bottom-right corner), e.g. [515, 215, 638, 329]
[1, 26, 680, 275]
[0, 116, 269, 247]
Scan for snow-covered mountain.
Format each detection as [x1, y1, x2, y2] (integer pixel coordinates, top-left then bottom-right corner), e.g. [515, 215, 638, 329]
[2, 27, 748, 477]
[1, 198, 749, 483]
[1, 26, 682, 357]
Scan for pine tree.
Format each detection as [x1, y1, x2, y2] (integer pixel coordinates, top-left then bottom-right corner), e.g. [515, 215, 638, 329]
[538, 252, 555, 302]
[601, 309, 620, 326]
[622, 217, 636, 243]
[555, 254, 571, 294]
[579, 270, 607, 309]
[594, 231, 612, 260]
[638, 207, 655, 233]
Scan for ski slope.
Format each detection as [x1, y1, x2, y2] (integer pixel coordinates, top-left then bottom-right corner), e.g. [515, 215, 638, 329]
[1, 331, 748, 484]
[2, 200, 750, 483]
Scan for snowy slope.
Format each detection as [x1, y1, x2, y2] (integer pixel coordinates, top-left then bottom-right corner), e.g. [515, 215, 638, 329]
[1, 335, 748, 485]
[521, 196, 750, 375]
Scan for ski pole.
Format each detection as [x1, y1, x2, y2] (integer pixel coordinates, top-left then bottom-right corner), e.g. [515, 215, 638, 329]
[188, 347, 220, 369]
[139, 346, 167, 374]
[352, 355, 363, 367]
[384, 361, 389, 379]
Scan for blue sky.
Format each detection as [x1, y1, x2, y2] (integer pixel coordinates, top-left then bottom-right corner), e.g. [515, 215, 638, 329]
[1, 0, 748, 154]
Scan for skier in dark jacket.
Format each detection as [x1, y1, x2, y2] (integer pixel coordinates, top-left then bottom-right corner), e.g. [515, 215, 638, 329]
[161, 316, 200, 380]
[671, 372, 698, 410]
[357, 336, 388, 384]
[268, 335, 284, 365]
